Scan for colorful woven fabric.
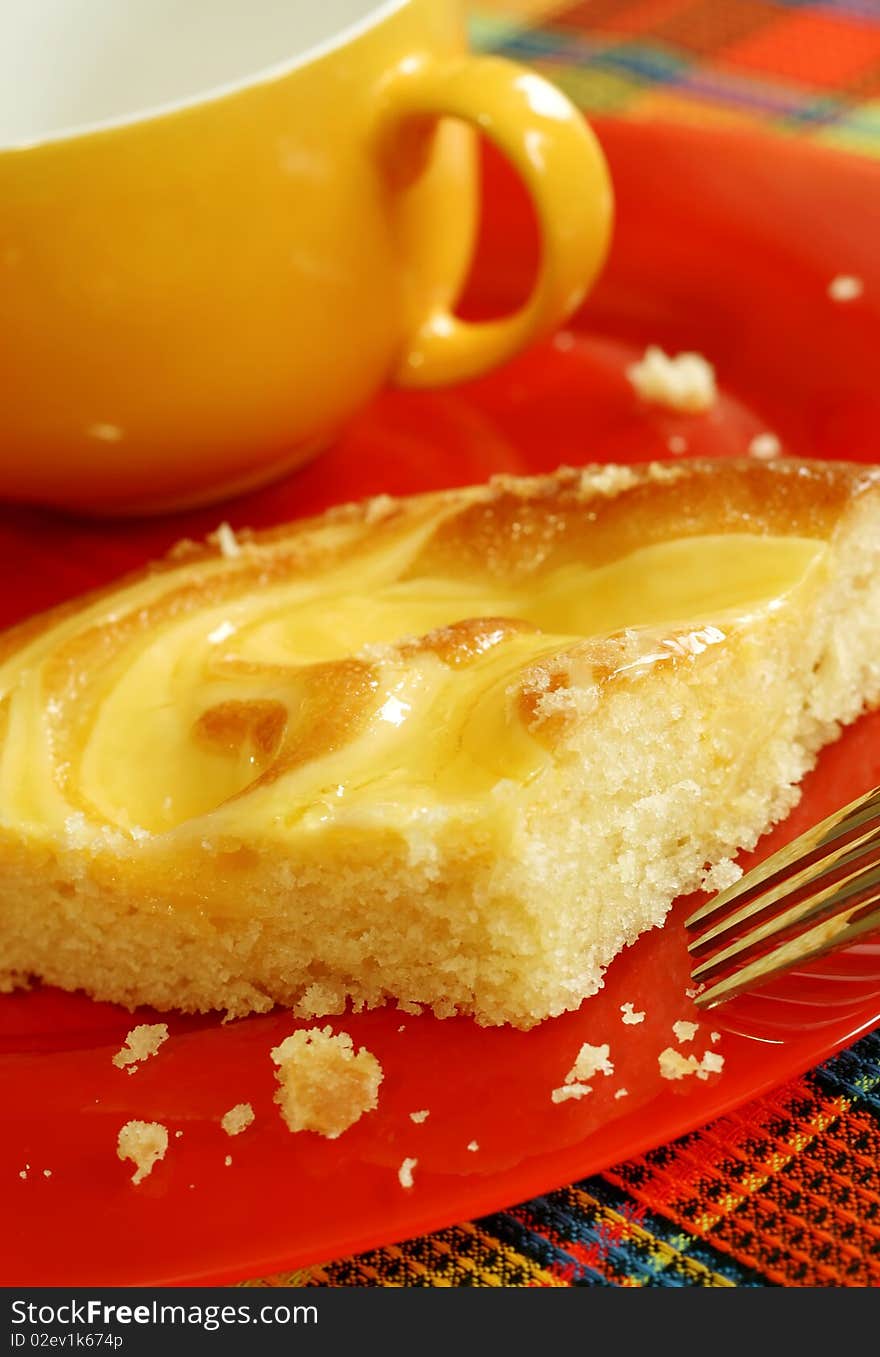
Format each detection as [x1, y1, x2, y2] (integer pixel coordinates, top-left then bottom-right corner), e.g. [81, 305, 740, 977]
[471, 0, 880, 157]
[245, 0, 880, 1287]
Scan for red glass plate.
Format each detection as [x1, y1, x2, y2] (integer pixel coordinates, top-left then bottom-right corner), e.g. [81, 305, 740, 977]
[2, 121, 880, 1286]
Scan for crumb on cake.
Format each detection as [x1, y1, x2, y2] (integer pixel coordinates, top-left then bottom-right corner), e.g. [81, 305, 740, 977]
[701, 858, 744, 892]
[117, 1120, 168, 1185]
[213, 521, 241, 559]
[270, 1026, 383, 1139]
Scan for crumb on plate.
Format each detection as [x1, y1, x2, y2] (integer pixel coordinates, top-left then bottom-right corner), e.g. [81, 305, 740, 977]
[213, 521, 241, 559]
[627, 345, 717, 413]
[621, 1002, 645, 1025]
[221, 1103, 254, 1137]
[117, 1120, 168, 1185]
[659, 1047, 725, 1082]
[828, 274, 863, 302]
[398, 1157, 418, 1189]
[112, 1022, 168, 1070]
[270, 1026, 383, 1139]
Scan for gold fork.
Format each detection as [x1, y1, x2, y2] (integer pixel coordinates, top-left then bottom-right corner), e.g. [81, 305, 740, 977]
[685, 785, 880, 1010]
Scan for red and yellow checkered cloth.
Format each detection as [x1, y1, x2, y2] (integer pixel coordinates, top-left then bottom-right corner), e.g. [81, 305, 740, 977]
[247, 0, 880, 1287]
[472, 0, 880, 155]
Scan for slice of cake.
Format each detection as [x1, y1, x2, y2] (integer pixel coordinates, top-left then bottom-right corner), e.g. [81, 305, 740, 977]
[1, 459, 879, 1027]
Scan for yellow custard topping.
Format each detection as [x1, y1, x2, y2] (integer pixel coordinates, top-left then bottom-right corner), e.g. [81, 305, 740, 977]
[0, 530, 826, 841]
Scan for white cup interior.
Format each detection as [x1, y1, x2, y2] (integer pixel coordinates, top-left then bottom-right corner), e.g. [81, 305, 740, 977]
[0, 0, 403, 146]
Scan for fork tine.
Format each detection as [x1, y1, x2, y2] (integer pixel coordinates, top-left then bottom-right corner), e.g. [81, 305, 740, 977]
[687, 818, 880, 957]
[694, 897, 880, 1010]
[690, 849, 880, 983]
[685, 783, 880, 930]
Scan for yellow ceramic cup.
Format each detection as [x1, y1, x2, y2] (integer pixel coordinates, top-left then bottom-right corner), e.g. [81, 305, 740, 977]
[0, 0, 612, 512]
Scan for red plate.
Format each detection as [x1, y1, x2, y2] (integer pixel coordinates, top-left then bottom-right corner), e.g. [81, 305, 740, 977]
[3, 121, 880, 1286]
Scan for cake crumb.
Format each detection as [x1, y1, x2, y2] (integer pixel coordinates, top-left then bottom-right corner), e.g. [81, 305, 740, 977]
[710, 1032, 721, 1044]
[551, 1082, 592, 1103]
[828, 274, 863, 302]
[698, 1050, 725, 1079]
[667, 434, 688, 454]
[397, 1025, 406, 1033]
[621, 1003, 646, 1025]
[117, 1120, 168, 1185]
[112, 1023, 169, 1070]
[292, 982, 347, 1020]
[398, 1157, 418, 1189]
[658, 1047, 700, 1081]
[88, 422, 123, 443]
[18, 1167, 28, 1180]
[566, 1041, 613, 1083]
[175, 1130, 183, 1139]
[214, 521, 241, 559]
[270, 1027, 383, 1139]
[627, 345, 717, 413]
[409, 1109, 430, 1124]
[467, 1140, 479, 1153]
[701, 858, 743, 892]
[672, 1020, 699, 1044]
[363, 494, 396, 525]
[614, 1088, 629, 1100]
[659, 1047, 725, 1082]
[685, 985, 704, 999]
[221, 1103, 254, 1137]
[224, 1155, 232, 1167]
[747, 433, 781, 462]
[42, 1169, 52, 1178]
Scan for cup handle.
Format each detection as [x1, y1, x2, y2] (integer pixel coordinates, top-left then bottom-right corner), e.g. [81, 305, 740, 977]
[380, 55, 613, 388]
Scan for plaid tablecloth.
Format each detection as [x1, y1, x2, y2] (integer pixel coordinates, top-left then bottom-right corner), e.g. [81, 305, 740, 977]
[248, 0, 880, 1287]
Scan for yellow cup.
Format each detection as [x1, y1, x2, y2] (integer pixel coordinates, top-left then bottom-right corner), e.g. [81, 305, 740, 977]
[0, 0, 612, 512]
